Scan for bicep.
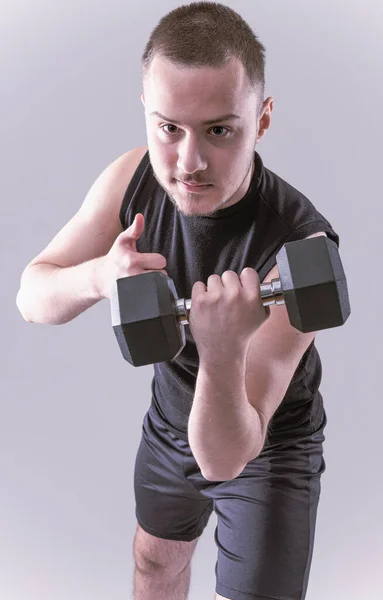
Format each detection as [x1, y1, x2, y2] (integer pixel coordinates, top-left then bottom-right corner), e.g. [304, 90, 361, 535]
[245, 299, 316, 428]
[245, 231, 327, 428]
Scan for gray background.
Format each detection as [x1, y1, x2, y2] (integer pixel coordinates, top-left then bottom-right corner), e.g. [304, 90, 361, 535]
[1, 1, 381, 598]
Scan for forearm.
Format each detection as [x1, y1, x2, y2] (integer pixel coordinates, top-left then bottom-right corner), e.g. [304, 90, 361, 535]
[188, 352, 264, 480]
[16, 257, 105, 325]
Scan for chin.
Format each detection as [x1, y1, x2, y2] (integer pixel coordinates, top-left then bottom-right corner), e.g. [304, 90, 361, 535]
[176, 198, 221, 218]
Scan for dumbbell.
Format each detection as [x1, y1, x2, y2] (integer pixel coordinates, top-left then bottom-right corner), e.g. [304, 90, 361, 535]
[110, 236, 350, 367]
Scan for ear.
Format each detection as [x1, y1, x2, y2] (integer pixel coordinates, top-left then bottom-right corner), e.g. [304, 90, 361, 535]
[256, 97, 274, 142]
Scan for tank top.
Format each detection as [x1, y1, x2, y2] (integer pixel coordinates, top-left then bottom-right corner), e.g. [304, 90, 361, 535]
[119, 150, 339, 444]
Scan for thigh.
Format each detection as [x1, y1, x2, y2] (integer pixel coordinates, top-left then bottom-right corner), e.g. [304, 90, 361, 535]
[134, 408, 214, 543]
[213, 412, 328, 600]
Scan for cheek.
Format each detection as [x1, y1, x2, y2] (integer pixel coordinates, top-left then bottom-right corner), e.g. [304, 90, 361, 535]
[152, 151, 174, 180]
[155, 149, 176, 176]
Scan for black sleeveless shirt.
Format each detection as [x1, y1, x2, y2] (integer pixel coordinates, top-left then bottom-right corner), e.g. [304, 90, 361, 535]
[119, 150, 339, 444]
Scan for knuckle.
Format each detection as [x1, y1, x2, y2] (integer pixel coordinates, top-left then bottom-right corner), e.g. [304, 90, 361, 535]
[123, 254, 134, 270]
[208, 295, 221, 306]
[193, 292, 206, 308]
[227, 287, 240, 300]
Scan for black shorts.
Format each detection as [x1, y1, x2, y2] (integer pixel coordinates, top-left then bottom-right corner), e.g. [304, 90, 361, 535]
[134, 405, 327, 600]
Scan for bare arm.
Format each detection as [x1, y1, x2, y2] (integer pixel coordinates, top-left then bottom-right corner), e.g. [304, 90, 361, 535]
[16, 258, 106, 325]
[188, 353, 265, 481]
[16, 147, 147, 325]
[188, 234, 326, 480]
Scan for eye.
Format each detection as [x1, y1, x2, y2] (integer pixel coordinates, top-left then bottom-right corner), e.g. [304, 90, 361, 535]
[160, 124, 230, 137]
[210, 126, 230, 137]
[162, 124, 179, 135]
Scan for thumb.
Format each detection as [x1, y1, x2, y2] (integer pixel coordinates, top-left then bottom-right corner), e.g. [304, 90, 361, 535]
[123, 213, 145, 250]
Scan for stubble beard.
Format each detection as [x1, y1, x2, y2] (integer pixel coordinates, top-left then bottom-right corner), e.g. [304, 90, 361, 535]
[151, 154, 255, 218]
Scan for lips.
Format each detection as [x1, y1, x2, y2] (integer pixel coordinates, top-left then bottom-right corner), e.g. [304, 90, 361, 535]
[180, 181, 209, 186]
[178, 181, 211, 193]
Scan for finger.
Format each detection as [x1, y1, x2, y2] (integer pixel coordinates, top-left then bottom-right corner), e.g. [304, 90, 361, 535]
[191, 280, 207, 301]
[139, 253, 167, 270]
[120, 213, 145, 251]
[221, 270, 241, 289]
[206, 273, 223, 291]
[240, 268, 269, 317]
[239, 267, 260, 291]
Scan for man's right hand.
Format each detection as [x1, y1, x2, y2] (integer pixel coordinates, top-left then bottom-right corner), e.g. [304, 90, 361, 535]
[97, 213, 168, 300]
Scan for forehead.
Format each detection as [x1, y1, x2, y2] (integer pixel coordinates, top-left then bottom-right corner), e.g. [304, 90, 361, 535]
[143, 55, 251, 120]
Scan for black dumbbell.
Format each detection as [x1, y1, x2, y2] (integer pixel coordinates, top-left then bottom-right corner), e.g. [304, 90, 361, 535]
[110, 236, 350, 367]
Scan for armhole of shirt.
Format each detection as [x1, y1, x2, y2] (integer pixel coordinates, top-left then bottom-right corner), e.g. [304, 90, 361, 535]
[119, 150, 149, 230]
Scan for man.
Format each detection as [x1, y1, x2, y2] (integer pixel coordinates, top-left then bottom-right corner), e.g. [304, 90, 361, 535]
[16, 3, 341, 599]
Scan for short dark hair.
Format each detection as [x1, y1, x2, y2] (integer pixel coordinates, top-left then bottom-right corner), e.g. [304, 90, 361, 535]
[141, 2, 266, 112]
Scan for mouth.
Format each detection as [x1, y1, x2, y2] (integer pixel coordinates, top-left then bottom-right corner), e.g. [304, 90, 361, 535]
[178, 180, 212, 192]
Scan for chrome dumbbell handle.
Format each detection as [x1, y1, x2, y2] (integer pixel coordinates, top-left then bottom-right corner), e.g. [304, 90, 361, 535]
[175, 278, 284, 325]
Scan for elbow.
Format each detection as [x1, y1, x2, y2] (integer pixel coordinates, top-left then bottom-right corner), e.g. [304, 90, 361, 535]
[195, 448, 253, 482]
[16, 289, 34, 322]
[200, 451, 262, 482]
[15, 288, 52, 324]
[200, 464, 242, 482]
[202, 470, 240, 482]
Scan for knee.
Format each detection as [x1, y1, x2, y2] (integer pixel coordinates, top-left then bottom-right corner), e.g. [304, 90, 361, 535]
[133, 535, 162, 572]
[133, 524, 197, 575]
[134, 545, 191, 578]
[134, 553, 166, 575]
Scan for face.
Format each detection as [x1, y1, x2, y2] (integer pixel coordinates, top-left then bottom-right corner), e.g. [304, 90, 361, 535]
[141, 55, 273, 217]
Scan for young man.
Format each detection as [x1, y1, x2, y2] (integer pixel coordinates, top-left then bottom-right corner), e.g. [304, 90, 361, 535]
[16, 3, 341, 600]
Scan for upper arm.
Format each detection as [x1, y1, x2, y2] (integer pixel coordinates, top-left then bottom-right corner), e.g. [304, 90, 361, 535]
[245, 232, 327, 452]
[22, 146, 147, 277]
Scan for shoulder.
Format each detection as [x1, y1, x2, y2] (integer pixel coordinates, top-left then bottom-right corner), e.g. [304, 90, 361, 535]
[103, 146, 149, 199]
[261, 163, 318, 217]
[119, 145, 148, 176]
[258, 159, 338, 252]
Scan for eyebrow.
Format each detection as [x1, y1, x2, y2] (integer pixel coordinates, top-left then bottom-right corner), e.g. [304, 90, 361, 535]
[150, 111, 241, 126]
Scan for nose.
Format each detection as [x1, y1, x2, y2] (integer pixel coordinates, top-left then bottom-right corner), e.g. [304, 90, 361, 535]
[177, 136, 208, 175]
